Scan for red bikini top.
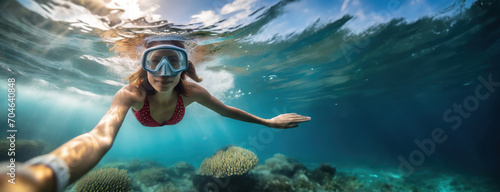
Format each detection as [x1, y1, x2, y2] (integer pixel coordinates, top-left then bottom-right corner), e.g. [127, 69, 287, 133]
[132, 93, 185, 127]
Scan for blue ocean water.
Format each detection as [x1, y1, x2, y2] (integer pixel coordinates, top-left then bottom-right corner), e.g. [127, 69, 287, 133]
[1, 0, 500, 191]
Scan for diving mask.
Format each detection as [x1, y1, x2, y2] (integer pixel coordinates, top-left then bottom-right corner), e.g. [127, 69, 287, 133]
[141, 45, 189, 76]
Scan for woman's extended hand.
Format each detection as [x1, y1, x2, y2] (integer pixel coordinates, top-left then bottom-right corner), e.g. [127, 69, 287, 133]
[266, 113, 311, 129]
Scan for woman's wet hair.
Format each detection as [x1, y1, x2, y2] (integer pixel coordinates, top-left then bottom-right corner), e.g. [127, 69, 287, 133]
[126, 40, 203, 96]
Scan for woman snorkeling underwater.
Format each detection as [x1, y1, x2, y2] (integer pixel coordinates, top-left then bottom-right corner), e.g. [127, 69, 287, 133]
[0, 37, 311, 192]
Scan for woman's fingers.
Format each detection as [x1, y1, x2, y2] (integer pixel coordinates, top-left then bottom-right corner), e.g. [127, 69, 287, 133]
[289, 118, 309, 122]
[284, 113, 309, 118]
[271, 113, 310, 128]
[295, 119, 310, 123]
[291, 116, 311, 122]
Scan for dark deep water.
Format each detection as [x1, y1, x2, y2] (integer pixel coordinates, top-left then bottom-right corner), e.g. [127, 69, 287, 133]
[1, 0, 500, 191]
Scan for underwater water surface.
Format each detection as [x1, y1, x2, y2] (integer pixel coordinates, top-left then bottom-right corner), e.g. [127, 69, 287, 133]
[1, 0, 500, 191]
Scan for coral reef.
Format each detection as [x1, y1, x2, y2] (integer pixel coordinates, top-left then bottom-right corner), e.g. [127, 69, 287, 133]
[292, 171, 317, 191]
[101, 158, 162, 174]
[74, 167, 131, 192]
[128, 159, 162, 173]
[323, 173, 363, 191]
[307, 163, 336, 185]
[135, 167, 170, 187]
[255, 174, 292, 192]
[153, 182, 178, 192]
[264, 153, 307, 178]
[197, 146, 258, 178]
[90, 154, 500, 192]
[100, 159, 197, 191]
[172, 161, 195, 178]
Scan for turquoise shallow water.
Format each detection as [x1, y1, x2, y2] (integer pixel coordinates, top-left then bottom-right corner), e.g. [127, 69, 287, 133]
[1, 0, 500, 191]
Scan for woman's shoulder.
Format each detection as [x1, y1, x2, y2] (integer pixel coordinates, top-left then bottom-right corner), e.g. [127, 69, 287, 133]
[184, 81, 210, 99]
[185, 81, 204, 94]
[118, 84, 146, 104]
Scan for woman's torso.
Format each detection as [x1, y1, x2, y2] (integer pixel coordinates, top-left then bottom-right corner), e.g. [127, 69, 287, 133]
[129, 82, 198, 124]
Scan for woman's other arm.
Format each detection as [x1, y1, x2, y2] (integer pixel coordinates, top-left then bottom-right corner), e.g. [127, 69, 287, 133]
[191, 83, 310, 128]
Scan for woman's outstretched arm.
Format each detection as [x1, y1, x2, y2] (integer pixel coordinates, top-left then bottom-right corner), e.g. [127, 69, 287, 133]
[190, 83, 311, 128]
[50, 86, 136, 183]
[0, 86, 137, 192]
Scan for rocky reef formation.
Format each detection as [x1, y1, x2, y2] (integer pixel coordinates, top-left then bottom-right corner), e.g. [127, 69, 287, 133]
[136, 167, 170, 187]
[68, 151, 500, 192]
[96, 159, 196, 192]
[192, 151, 340, 192]
[264, 153, 308, 178]
[250, 153, 338, 192]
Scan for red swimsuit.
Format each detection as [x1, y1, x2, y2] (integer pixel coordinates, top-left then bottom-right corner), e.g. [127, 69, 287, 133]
[132, 93, 185, 127]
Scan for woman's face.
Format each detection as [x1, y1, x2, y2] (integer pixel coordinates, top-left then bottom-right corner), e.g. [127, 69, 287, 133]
[147, 70, 181, 93]
[145, 41, 184, 93]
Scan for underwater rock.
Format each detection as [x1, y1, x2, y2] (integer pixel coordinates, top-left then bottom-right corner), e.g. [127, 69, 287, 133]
[0, 139, 47, 162]
[100, 161, 129, 170]
[172, 161, 195, 178]
[322, 173, 363, 191]
[101, 159, 164, 174]
[292, 171, 318, 191]
[250, 163, 298, 192]
[265, 153, 307, 178]
[192, 174, 256, 192]
[167, 176, 198, 192]
[126, 159, 163, 173]
[307, 163, 336, 185]
[197, 146, 258, 178]
[254, 174, 293, 192]
[127, 159, 145, 172]
[154, 181, 179, 192]
[74, 167, 131, 192]
[318, 164, 336, 175]
[135, 167, 170, 187]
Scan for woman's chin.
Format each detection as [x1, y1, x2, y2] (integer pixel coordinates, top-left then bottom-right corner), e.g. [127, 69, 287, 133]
[154, 84, 173, 92]
[155, 87, 171, 92]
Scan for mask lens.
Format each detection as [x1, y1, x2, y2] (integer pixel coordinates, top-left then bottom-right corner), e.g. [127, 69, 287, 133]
[169, 52, 181, 70]
[147, 56, 161, 70]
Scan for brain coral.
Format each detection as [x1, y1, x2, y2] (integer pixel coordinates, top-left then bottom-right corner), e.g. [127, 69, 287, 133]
[75, 167, 131, 192]
[197, 146, 258, 178]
